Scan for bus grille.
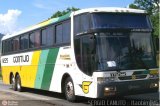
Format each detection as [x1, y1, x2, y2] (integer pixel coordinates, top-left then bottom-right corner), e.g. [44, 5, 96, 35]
[118, 75, 147, 80]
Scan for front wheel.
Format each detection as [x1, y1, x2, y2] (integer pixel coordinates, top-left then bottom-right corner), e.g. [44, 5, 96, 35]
[64, 77, 76, 102]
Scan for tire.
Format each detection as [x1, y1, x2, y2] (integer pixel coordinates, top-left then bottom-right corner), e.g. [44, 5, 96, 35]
[16, 75, 23, 92]
[64, 77, 76, 102]
[11, 75, 17, 91]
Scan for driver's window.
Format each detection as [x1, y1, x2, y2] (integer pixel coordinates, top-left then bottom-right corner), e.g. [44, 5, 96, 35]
[81, 35, 96, 76]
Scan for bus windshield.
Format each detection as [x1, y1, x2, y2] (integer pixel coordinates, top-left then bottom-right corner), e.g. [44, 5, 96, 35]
[74, 13, 156, 75]
[96, 32, 157, 71]
[91, 13, 151, 29]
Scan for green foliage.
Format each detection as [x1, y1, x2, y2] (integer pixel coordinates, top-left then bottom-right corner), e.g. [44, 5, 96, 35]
[130, 0, 159, 15]
[129, 4, 139, 9]
[0, 71, 1, 78]
[51, 7, 80, 18]
[151, 13, 159, 38]
[129, 0, 159, 38]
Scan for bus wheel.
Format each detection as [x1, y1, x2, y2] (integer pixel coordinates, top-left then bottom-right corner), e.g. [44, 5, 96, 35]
[64, 77, 76, 102]
[11, 75, 16, 91]
[16, 75, 22, 92]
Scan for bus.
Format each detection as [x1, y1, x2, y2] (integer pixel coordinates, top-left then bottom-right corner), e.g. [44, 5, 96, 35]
[1, 7, 159, 101]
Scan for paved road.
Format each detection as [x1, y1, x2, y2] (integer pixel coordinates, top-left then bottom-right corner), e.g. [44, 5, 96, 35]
[0, 80, 159, 106]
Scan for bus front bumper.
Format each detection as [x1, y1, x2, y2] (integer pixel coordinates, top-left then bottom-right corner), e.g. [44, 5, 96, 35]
[97, 79, 159, 98]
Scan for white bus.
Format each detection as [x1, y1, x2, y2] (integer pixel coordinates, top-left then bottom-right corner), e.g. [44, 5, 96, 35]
[1, 7, 159, 101]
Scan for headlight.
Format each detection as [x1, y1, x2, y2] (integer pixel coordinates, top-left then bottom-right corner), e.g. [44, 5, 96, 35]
[149, 70, 159, 79]
[150, 70, 158, 75]
[149, 74, 159, 78]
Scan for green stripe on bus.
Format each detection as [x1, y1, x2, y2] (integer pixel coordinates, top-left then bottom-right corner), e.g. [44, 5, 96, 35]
[41, 48, 59, 90]
[49, 12, 71, 25]
[57, 12, 71, 22]
[35, 50, 49, 89]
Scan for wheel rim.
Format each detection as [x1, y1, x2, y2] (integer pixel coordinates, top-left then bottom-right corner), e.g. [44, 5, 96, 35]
[11, 76, 15, 88]
[66, 81, 74, 97]
[17, 78, 21, 90]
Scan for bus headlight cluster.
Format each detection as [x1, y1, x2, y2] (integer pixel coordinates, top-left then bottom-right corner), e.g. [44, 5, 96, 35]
[149, 74, 159, 78]
[97, 77, 116, 84]
[149, 70, 159, 79]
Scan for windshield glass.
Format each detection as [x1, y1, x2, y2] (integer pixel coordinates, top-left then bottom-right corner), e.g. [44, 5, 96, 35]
[96, 32, 157, 71]
[91, 13, 151, 29]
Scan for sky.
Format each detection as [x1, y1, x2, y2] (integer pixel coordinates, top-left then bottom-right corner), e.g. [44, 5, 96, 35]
[0, 0, 134, 34]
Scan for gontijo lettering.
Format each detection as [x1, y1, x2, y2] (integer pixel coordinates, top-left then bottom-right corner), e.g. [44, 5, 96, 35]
[13, 55, 29, 63]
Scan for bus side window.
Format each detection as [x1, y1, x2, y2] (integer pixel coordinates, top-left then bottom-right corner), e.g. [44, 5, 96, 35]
[29, 33, 35, 48]
[4, 41, 8, 54]
[81, 14, 90, 33]
[41, 26, 54, 47]
[47, 26, 54, 46]
[13, 37, 19, 51]
[74, 37, 82, 70]
[74, 15, 80, 35]
[8, 39, 13, 53]
[55, 24, 63, 44]
[29, 31, 40, 48]
[34, 31, 40, 48]
[2, 41, 5, 54]
[63, 20, 71, 43]
[74, 14, 90, 35]
[20, 34, 29, 50]
[41, 29, 47, 46]
[4, 40, 10, 53]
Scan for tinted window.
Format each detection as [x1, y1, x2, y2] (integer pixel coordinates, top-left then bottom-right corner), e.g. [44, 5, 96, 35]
[2, 41, 5, 54]
[56, 24, 63, 44]
[20, 34, 29, 50]
[29, 33, 34, 48]
[74, 35, 96, 76]
[13, 37, 19, 51]
[29, 31, 40, 48]
[81, 14, 90, 32]
[5, 41, 8, 53]
[41, 29, 47, 46]
[42, 26, 54, 46]
[74, 14, 90, 35]
[8, 40, 12, 53]
[35, 31, 40, 48]
[74, 16, 80, 34]
[3, 39, 13, 54]
[63, 20, 71, 43]
[3, 41, 8, 53]
[91, 13, 151, 29]
[47, 26, 54, 46]
[74, 38, 82, 69]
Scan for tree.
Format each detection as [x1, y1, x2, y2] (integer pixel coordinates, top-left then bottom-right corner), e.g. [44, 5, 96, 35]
[129, 0, 159, 15]
[129, 0, 159, 38]
[51, 7, 80, 18]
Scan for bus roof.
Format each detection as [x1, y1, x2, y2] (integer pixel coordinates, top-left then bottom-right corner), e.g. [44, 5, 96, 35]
[73, 7, 146, 16]
[2, 7, 146, 41]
